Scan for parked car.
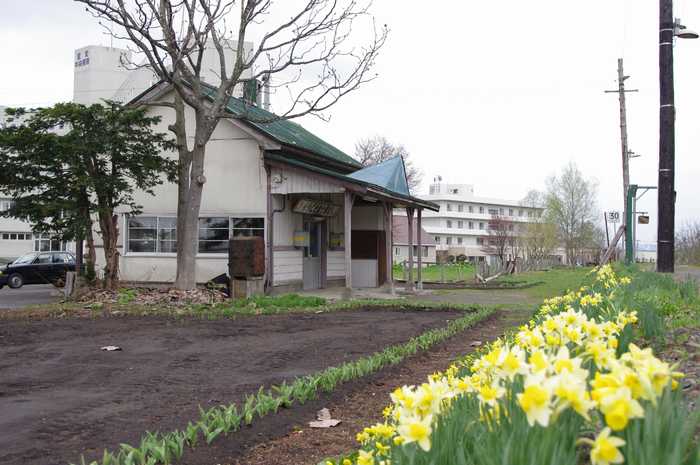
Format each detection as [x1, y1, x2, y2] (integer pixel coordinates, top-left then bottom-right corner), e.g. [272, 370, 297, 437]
[0, 252, 76, 289]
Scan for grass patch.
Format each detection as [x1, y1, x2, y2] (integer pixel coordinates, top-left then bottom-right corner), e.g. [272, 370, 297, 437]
[72, 303, 495, 465]
[497, 267, 593, 301]
[393, 263, 475, 282]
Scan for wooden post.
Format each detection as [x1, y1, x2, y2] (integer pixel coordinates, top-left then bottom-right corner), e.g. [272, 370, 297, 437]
[344, 190, 354, 296]
[383, 202, 395, 295]
[417, 209, 423, 290]
[406, 207, 414, 292]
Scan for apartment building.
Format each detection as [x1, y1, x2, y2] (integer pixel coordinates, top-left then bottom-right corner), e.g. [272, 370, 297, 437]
[419, 180, 551, 264]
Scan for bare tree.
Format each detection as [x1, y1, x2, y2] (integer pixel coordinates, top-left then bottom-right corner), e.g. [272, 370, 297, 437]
[481, 214, 516, 266]
[545, 162, 599, 266]
[519, 190, 559, 262]
[676, 222, 700, 265]
[354, 136, 422, 193]
[77, 0, 388, 289]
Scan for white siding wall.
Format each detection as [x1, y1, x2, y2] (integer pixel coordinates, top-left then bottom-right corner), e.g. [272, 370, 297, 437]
[94, 90, 268, 283]
[270, 167, 343, 195]
[273, 249, 303, 285]
[327, 250, 345, 278]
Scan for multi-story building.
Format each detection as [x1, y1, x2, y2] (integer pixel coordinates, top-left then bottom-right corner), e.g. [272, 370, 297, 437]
[419, 180, 553, 264]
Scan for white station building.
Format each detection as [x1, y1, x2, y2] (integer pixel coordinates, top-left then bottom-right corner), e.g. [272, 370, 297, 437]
[66, 44, 439, 292]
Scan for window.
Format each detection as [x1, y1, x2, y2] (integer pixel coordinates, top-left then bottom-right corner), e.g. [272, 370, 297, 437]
[488, 208, 498, 215]
[519, 209, 524, 216]
[395, 247, 400, 255]
[446, 203, 452, 212]
[446, 220, 452, 228]
[479, 206, 484, 214]
[479, 222, 484, 230]
[476, 237, 484, 245]
[198, 217, 230, 253]
[232, 218, 264, 237]
[446, 237, 452, 245]
[527, 211, 533, 218]
[0, 199, 15, 212]
[458, 204, 463, 212]
[468, 221, 474, 229]
[457, 237, 463, 245]
[509, 208, 514, 216]
[508, 224, 514, 231]
[423, 246, 429, 257]
[468, 205, 473, 213]
[127, 216, 176, 253]
[1, 232, 31, 240]
[499, 208, 504, 215]
[36, 253, 52, 264]
[33, 234, 66, 252]
[457, 220, 463, 229]
[435, 236, 441, 244]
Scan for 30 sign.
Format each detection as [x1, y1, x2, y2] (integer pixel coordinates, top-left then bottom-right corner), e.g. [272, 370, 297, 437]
[607, 211, 621, 222]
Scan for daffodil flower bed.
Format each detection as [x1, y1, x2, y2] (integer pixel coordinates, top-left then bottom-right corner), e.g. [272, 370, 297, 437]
[330, 266, 699, 465]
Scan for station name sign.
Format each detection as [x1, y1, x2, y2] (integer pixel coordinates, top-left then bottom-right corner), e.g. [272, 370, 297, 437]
[293, 199, 339, 217]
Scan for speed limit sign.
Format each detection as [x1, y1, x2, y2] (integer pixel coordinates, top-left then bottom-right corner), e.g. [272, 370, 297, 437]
[607, 211, 620, 222]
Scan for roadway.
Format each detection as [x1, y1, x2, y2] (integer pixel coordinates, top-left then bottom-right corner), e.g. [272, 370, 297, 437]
[0, 285, 62, 310]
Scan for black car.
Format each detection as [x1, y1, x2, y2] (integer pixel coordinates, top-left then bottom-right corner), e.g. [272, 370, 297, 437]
[0, 252, 76, 289]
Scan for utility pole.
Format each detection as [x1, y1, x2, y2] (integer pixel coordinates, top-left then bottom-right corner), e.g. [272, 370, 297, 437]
[605, 59, 638, 245]
[657, 0, 676, 272]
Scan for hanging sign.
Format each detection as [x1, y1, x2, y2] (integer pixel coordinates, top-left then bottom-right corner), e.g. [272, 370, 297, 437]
[293, 199, 339, 217]
[638, 215, 650, 224]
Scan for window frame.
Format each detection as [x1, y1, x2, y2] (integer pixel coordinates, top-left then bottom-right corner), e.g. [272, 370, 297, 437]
[125, 215, 266, 256]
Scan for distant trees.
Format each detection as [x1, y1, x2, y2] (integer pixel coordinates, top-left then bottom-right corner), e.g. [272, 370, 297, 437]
[676, 222, 700, 265]
[544, 162, 601, 265]
[519, 190, 559, 262]
[354, 136, 423, 193]
[0, 102, 176, 289]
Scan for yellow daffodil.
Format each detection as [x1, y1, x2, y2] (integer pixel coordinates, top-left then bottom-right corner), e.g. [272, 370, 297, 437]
[590, 428, 625, 465]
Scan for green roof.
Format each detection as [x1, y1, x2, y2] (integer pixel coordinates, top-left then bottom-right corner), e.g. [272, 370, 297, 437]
[220, 93, 362, 169]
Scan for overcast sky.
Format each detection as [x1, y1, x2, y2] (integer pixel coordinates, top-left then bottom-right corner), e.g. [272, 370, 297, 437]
[1, 0, 699, 244]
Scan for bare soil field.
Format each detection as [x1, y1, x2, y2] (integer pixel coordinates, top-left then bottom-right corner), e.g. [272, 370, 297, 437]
[0, 309, 462, 465]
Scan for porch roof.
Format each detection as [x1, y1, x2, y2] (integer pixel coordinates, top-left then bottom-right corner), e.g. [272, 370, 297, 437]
[265, 151, 439, 212]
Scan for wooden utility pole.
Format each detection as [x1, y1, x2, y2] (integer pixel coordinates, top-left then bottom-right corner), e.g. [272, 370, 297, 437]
[657, 0, 676, 272]
[605, 59, 638, 242]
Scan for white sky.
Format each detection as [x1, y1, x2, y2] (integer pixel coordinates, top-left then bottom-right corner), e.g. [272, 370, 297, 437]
[1, 0, 699, 244]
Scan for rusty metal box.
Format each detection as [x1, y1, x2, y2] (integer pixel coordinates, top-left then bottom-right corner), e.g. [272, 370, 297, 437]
[228, 237, 265, 278]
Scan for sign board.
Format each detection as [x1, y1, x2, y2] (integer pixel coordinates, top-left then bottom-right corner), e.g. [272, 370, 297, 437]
[638, 215, 650, 224]
[293, 199, 339, 217]
[607, 211, 621, 223]
[293, 230, 309, 248]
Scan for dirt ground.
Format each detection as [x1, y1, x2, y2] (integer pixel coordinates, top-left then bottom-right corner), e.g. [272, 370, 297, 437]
[0, 309, 463, 465]
[232, 309, 529, 465]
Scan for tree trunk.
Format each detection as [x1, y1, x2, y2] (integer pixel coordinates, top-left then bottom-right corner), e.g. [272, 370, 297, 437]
[85, 224, 97, 282]
[98, 211, 120, 290]
[174, 144, 206, 290]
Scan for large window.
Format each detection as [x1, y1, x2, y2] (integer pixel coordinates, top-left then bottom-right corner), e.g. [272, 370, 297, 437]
[127, 216, 265, 254]
[198, 217, 230, 253]
[457, 220, 463, 229]
[127, 216, 176, 253]
[446, 220, 452, 229]
[33, 234, 66, 252]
